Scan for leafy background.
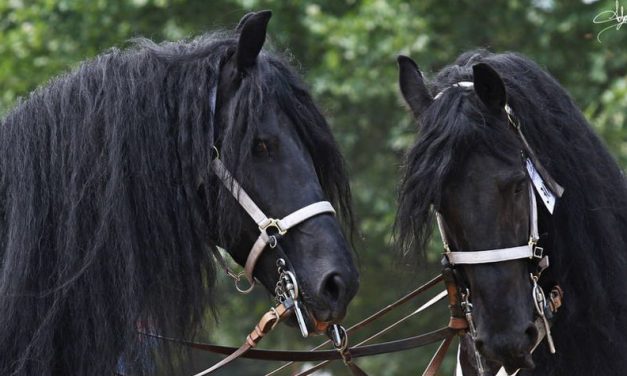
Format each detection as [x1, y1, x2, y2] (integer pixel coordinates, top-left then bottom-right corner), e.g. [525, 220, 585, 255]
[1, 0, 625, 375]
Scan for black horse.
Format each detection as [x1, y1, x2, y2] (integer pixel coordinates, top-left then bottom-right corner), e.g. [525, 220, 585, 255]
[0, 11, 359, 376]
[396, 50, 627, 375]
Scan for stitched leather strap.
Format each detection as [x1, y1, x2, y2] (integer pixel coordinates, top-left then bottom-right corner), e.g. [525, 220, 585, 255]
[191, 303, 291, 375]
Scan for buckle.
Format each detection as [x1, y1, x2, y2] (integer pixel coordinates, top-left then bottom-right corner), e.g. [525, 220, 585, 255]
[259, 218, 287, 235]
[533, 246, 544, 259]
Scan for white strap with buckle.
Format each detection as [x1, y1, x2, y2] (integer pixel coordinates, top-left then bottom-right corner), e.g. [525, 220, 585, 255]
[438, 184, 540, 265]
[211, 158, 335, 288]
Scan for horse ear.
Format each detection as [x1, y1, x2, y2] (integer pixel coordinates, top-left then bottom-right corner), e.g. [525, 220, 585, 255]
[236, 10, 272, 73]
[397, 55, 433, 118]
[235, 11, 256, 31]
[472, 63, 506, 110]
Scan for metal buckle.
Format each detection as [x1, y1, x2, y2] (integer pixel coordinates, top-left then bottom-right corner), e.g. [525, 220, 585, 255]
[259, 218, 288, 235]
[211, 145, 220, 161]
[504, 104, 520, 130]
[533, 246, 544, 259]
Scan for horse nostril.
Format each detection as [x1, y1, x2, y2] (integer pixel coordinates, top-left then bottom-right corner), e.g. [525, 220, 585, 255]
[320, 273, 346, 305]
[525, 323, 538, 345]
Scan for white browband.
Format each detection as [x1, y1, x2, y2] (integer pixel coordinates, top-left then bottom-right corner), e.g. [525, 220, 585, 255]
[433, 81, 474, 100]
[211, 158, 335, 288]
[437, 184, 540, 265]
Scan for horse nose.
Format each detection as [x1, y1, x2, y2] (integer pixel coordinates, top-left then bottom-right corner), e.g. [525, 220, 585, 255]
[475, 322, 537, 369]
[316, 272, 349, 321]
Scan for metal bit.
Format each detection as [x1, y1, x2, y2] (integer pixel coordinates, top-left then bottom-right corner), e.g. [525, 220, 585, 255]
[462, 290, 486, 376]
[329, 324, 343, 347]
[531, 275, 556, 353]
[292, 299, 309, 338]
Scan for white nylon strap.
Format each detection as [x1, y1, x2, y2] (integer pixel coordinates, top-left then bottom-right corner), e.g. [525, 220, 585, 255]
[435, 212, 450, 252]
[529, 183, 539, 243]
[211, 158, 335, 286]
[244, 202, 335, 282]
[446, 245, 533, 265]
[438, 185, 539, 265]
[245, 232, 272, 282]
[277, 201, 335, 232]
[433, 81, 474, 100]
[212, 159, 270, 226]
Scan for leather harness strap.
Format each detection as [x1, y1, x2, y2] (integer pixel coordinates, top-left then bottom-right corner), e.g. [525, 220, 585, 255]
[264, 274, 444, 376]
[148, 327, 454, 363]
[192, 302, 292, 376]
[422, 332, 456, 376]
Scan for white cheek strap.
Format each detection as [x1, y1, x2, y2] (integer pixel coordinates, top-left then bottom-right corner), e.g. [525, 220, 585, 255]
[211, 158, 335, 290]
[437, 184, 540, 265]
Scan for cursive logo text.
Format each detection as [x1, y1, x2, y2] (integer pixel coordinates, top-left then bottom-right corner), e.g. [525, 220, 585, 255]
[594, 0, 626, 42]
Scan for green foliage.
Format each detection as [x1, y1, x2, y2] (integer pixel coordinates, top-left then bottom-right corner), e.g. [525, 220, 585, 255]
[1, 0, 625, 375]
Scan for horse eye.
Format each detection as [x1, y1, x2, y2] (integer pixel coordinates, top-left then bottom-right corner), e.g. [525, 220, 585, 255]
[513, 179, 526, 194]
[253, 139, 269, 156]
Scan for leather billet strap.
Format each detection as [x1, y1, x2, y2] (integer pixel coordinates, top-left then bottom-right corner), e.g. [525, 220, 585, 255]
[192, 302, 292, 376]
[437, 184, 540, 265]
[211, 158, 335, 285]
[147, 326, 454, 364]
[422, 332, 456, 376]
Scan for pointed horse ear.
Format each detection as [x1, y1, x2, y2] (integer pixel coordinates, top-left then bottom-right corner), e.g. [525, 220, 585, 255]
[397, 55, 433, 118]
[472, 63, 506, 111]
[235, 11, 256, 31]
[236, 10, 272, 73]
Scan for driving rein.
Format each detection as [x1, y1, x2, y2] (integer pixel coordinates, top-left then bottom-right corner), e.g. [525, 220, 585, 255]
[145, 82, 565, 376]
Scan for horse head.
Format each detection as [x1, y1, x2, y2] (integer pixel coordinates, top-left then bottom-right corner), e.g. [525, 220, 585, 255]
[211, 11, 359, 329]
[397, 55, 548, 372]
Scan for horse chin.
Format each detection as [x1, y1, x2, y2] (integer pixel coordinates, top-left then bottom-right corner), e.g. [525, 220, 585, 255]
[501, 353, 535, 374]
[282, 313, 333, 336]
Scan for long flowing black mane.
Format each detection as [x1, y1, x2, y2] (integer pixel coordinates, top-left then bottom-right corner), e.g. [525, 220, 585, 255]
[397, 50, 627, 374]
[0, 31, 352, 375]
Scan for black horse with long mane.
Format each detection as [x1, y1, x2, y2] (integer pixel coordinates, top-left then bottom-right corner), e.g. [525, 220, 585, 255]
[396, 50, 627, 375]
[0, 11, 359, 376]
